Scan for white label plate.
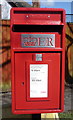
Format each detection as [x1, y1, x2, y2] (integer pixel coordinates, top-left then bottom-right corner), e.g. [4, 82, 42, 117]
[30, 64, 48, 98]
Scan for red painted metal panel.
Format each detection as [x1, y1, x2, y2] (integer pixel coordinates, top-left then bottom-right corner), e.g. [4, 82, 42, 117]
[14, 52, 60, 109]
[10, 8, 65, 114]
[10, 8, 64, 25]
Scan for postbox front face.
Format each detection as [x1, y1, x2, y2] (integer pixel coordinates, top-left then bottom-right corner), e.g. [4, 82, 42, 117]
[11, 8, 65, 114]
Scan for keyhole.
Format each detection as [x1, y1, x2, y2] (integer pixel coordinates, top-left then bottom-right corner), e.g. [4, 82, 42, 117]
[22, 82, 24, 86]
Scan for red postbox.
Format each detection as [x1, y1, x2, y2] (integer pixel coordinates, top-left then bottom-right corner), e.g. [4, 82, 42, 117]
[10, 8, 65, 114]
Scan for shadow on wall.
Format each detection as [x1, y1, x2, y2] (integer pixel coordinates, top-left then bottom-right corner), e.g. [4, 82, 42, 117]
[65, 23, 73, 85]
[1, 20, 11, 92]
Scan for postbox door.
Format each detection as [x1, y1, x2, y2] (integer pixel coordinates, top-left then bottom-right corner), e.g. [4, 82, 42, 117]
[14, 52, 61, 110]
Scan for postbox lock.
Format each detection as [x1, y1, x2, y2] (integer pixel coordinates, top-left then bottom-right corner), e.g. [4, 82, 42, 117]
[22, 82, 24, 86]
